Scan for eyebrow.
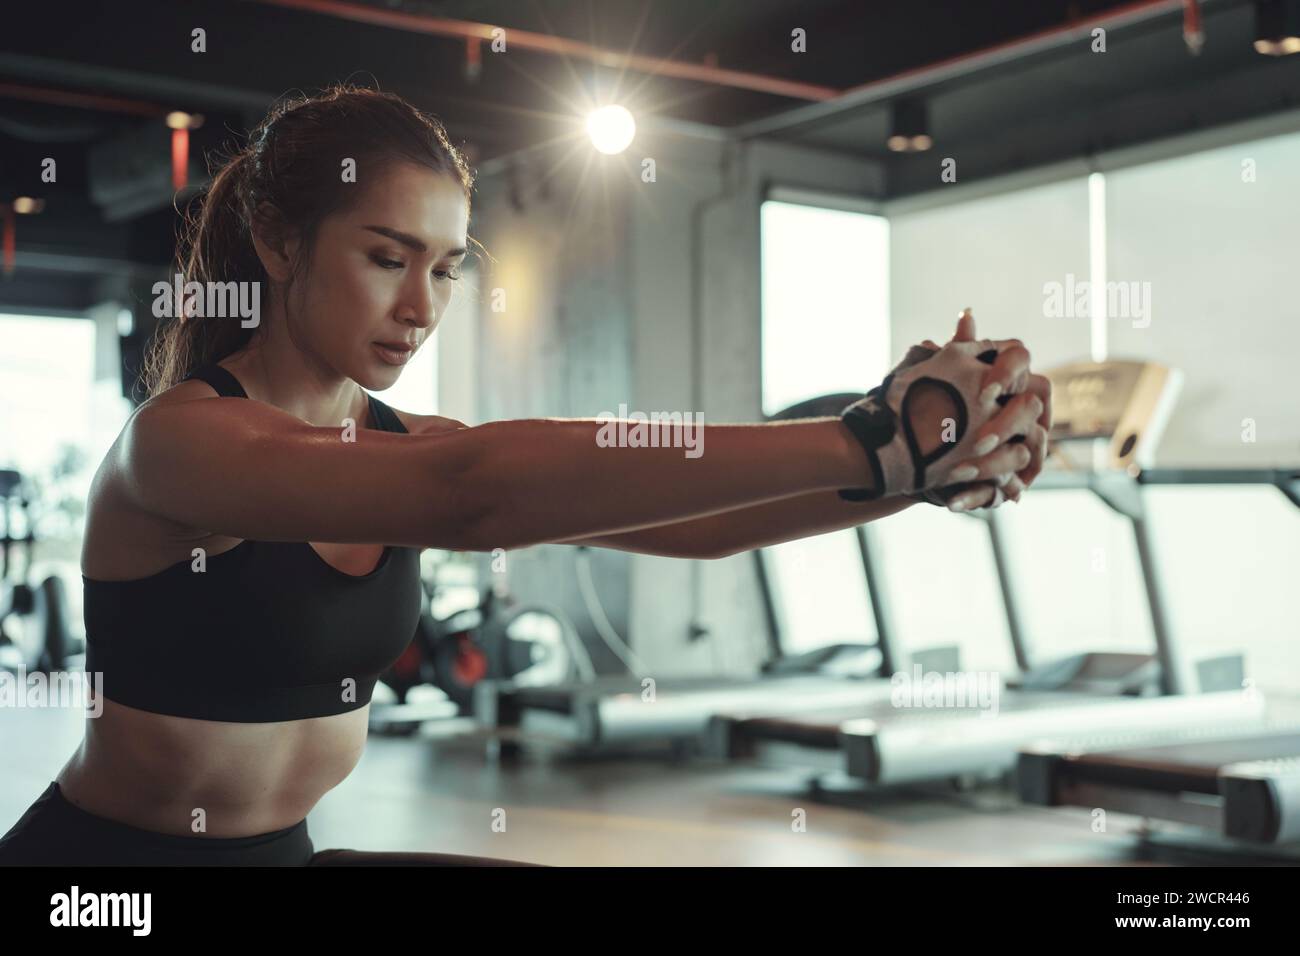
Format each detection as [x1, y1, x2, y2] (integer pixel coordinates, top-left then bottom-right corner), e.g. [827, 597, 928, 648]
[363, 225, 466, 259]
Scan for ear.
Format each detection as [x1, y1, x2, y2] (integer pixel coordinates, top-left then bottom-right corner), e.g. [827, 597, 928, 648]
[249, 203, 302, 284]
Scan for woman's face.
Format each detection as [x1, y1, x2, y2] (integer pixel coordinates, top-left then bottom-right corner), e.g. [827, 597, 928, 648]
[287, 160, 469, 391]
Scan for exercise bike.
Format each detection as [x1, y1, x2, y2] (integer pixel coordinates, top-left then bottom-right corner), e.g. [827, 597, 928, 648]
[0, 469, 78, 674]
[370, 558, 593, 735]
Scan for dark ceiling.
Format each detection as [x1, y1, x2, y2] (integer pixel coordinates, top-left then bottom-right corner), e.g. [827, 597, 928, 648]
[1, 0, 1297, 311]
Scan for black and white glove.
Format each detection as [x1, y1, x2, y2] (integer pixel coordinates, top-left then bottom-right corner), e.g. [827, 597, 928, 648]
[838, 340, 1011, 503]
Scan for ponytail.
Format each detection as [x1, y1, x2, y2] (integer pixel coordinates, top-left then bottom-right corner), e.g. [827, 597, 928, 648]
[142, 150, 263, 397]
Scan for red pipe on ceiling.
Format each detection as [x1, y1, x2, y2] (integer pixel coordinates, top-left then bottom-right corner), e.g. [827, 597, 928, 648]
[248, 0, 843, 101]
[0, 82, 164, 117]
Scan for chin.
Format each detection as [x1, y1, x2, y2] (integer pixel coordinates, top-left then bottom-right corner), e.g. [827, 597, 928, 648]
[344, 354, 397, 391]
[359, 367, 402, 392]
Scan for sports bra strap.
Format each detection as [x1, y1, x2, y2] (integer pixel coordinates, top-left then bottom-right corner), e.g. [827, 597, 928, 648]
[184, 363, 407, 434]
[183, 364, 249, 399]
[367, 395, 408, 434]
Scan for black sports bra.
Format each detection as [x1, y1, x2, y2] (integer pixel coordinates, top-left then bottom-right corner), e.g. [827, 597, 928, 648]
[82, 364, 422, 722]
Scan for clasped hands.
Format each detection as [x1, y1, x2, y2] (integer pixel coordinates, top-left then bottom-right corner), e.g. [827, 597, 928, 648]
[841, 308, 1052, 512]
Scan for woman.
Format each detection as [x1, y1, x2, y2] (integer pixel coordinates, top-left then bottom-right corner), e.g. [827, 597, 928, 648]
[0, 85, 1049, 866]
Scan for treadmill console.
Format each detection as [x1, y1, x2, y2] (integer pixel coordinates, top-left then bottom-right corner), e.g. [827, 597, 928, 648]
[1044, 359, 1182, 472]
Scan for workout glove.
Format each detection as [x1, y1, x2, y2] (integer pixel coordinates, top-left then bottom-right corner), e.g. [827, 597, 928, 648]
[838, 340, 1007, 502]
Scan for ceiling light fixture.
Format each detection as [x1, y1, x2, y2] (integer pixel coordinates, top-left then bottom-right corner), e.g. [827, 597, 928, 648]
[887, 99, 932, 153]
[1255, 0, 1300, 55]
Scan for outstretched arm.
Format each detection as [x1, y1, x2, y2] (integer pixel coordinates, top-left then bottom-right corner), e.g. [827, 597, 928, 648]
[123, 396, 881, 553]
[398, 412, 917, 560]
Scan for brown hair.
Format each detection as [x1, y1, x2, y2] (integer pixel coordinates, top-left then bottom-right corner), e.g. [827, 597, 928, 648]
[142, 83, 477, 397]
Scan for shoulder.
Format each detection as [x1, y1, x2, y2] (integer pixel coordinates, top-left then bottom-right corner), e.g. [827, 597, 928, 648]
[137, 374, 225, 408]
[388, 407, 470, 435]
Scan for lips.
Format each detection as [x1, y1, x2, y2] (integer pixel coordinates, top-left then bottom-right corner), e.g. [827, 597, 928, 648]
[373, 341, 416, 366]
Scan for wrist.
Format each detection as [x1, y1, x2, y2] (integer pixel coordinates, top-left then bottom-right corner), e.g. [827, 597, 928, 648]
[832, 418, 882, 498]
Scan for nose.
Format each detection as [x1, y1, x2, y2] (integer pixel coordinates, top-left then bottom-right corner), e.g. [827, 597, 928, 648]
[397, 274, 442, 331]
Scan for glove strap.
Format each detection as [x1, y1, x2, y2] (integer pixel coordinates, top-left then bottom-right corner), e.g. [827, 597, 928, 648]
[838, 376, 971, 501]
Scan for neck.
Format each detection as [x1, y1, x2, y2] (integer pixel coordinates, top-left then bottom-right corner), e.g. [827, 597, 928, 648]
[219, 314, 369, 429]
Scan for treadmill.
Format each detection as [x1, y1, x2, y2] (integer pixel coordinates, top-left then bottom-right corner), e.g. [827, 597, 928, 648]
[1016, 465, 1300, 855]
[1019, 721, 1300, 848]
[475, 392, 965, 752]
[474, 525, 963, 750]
[706, 470, 1292, 786]
[706, 362, 1288, 786]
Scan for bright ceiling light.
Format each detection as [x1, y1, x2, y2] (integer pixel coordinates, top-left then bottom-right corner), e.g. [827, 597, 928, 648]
[1255, 0, 1300, 55]
[887, 99, 932, 153]
[166, 111, 205, 130]
[586, 105, 636, 154]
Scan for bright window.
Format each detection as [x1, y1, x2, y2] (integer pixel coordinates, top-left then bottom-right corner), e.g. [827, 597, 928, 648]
[0, 312, 130, 545]
[761, 529, 877, 655]
[760, 200, 890, 416]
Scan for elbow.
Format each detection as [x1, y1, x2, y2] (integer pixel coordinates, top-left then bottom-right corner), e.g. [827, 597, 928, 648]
[694, 540, 744, 561]
[704, 546, 745, 561]
[442, 477, 517, 553]
[414, 423, 513, 552]
[441, 424, 544, 552]
[442, 502, 504, 553]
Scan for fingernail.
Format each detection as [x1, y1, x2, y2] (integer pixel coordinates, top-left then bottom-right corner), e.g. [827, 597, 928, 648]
[974, 434, 999, 456]
[997, 472, 1014, 485]
[950, 465, 979, 481]
[948, 498, 969, 512]
[980, 384, 1003, 406]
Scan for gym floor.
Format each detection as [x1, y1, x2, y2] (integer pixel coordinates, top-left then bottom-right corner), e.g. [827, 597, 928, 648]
[2, 701, 1185, 866]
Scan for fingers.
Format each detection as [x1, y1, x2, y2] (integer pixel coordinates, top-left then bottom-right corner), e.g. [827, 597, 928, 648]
[973, 391, 1043, 454]
[1023, 373, 1053, 432]
[1014, 422, 1050, 488]
[948, 441, 1033, 484]
[982, 341, 1031, 399]
[946, 483, 998, 511]
[1008, 375, 1051, 490]
[947, 467, 1027, 511]
[936, 315, 1050, 505]
[947, 481, 1010, 512]
[998, 473, 1026, 504]
[953, 308, 976, 342]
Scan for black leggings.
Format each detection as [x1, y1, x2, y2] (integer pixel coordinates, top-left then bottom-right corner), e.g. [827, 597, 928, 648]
[0, 782, 536, 866]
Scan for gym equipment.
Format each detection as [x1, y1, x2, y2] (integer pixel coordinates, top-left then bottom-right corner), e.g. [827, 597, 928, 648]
[371, 559, 593, 735]
[475, 393, 965, 752]
[0, 470, 37, 634]
[0, 469, 78, 673]
[711, 694, 1267, 788]
[709, 466, 1297, 789]
[427, 586, 587, 712]
[1019, 720, 1300, 851]
[476, 645, 959, 752]
[1014, 466, 1300, 859]
[1044, 359, 1182, 471]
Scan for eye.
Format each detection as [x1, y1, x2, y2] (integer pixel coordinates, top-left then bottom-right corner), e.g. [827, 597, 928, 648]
[434, 265, 463, 282]
[373, 255, 404, 270]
